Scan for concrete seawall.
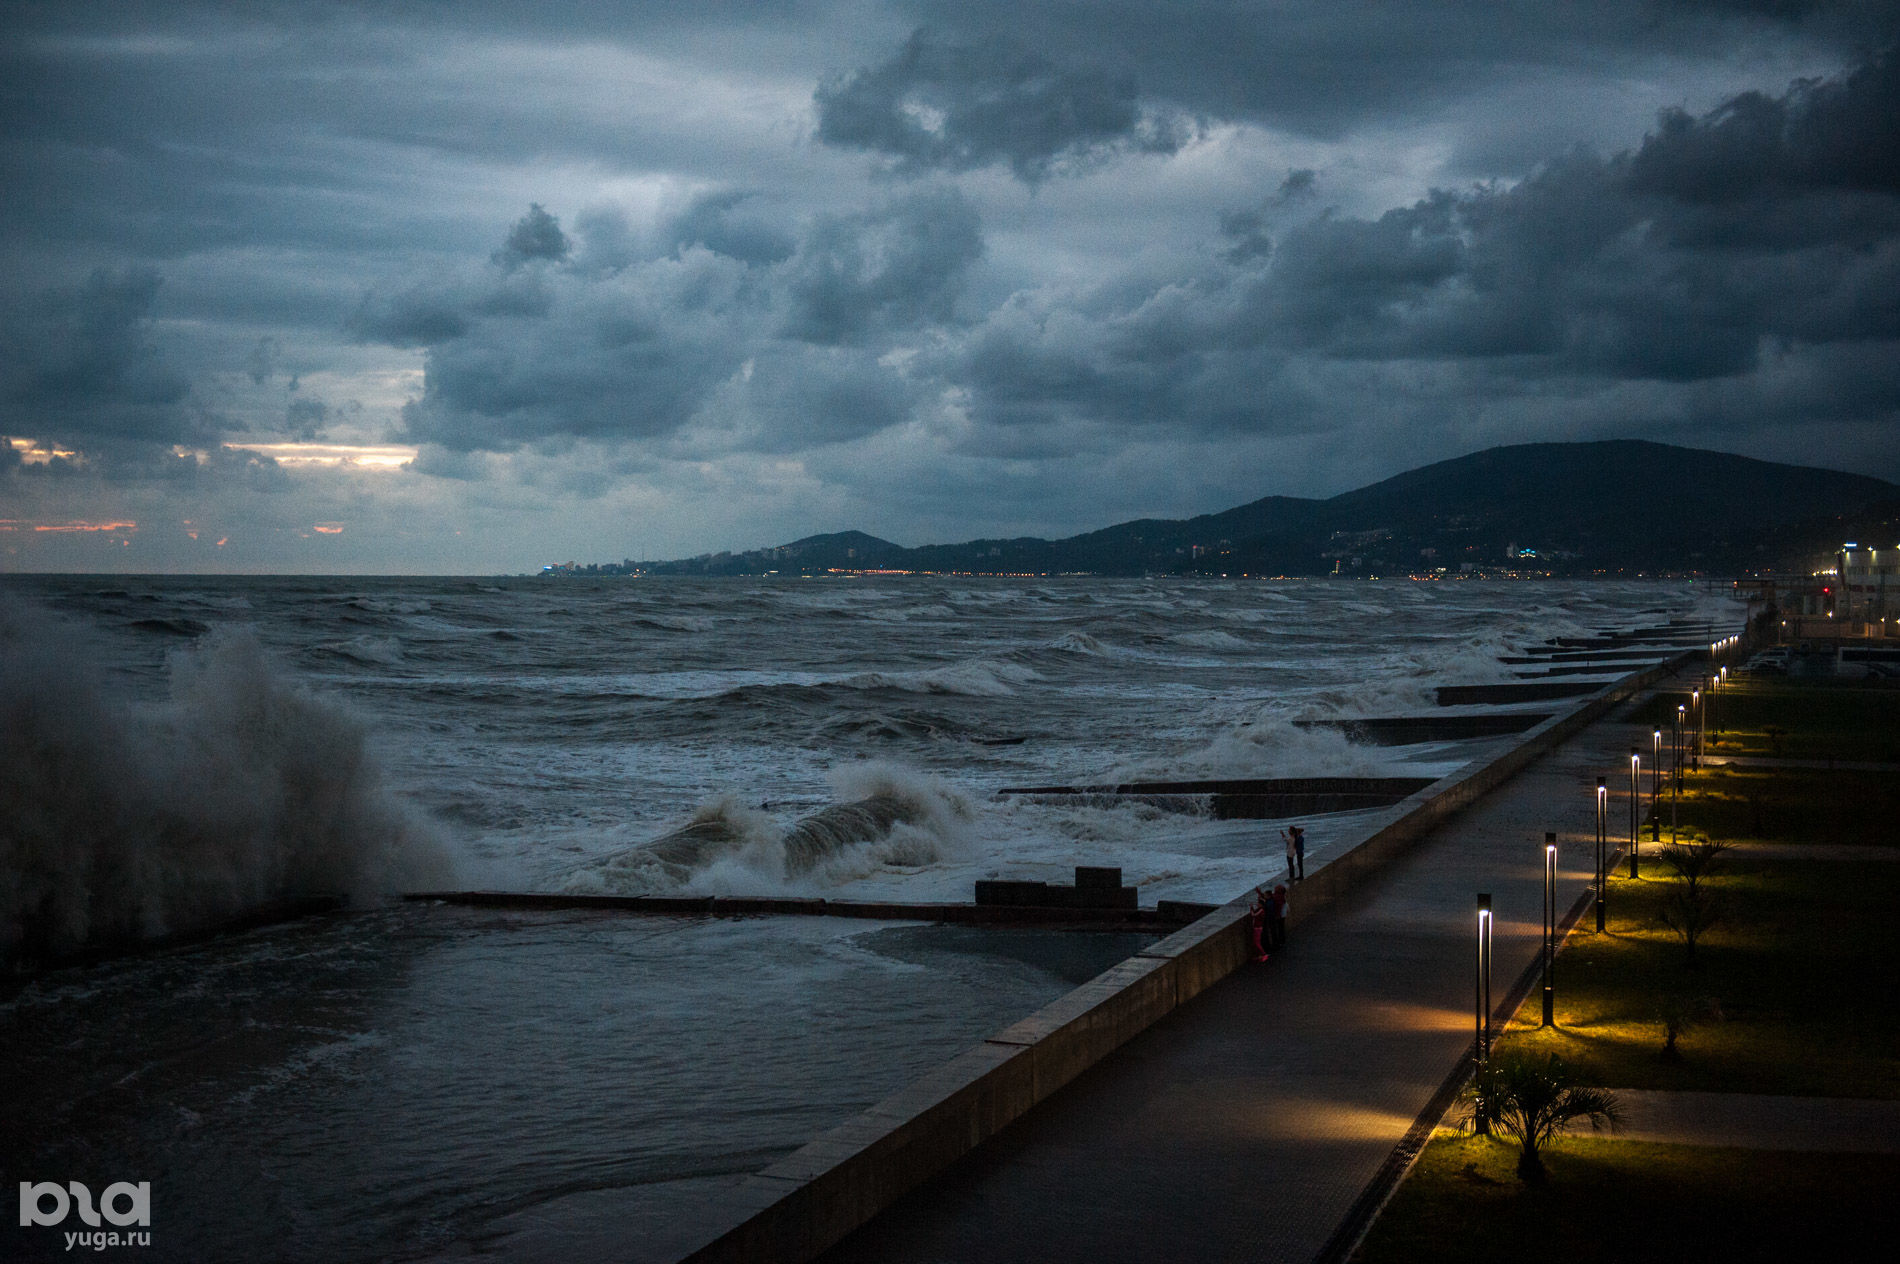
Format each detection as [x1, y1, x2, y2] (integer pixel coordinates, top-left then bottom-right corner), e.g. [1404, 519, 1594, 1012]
[672, 650, 1702, 1264]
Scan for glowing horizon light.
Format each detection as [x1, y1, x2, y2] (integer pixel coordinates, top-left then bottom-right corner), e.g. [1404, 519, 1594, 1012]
[0, 518, 138, 534]
[220, 442, 418, 469]
[7, 437, 80, 464]
[313, 523, 344, 534]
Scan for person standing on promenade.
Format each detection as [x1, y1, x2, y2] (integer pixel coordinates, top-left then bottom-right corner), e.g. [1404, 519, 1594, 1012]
[1271, 884, 1289, 949]
[1249, 887, 1272, 962]
[1282, 824, 1306, 881]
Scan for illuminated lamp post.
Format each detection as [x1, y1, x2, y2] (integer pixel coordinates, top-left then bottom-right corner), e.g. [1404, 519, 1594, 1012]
[1542, 834, 1557, 1027]
[1595, 777, 1608, 933]
[1692, 686, 1703, 770]
[1475, 892, 1494, 1134]
[1672, 709, 1683, 847]
[1629, 749, 1641, 879]
[1651, 727, 1663, 841]
[1675, 704, 1686, 795]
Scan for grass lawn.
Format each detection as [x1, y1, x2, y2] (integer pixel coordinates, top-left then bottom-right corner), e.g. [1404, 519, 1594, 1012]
[1656, 765, 1900, 848]
[1498, 860, 1900, 1098]
[1353, 1136, 1900, 1263]
[1640, 678, 1900, 763]
[1353, 672, 1900, 1264]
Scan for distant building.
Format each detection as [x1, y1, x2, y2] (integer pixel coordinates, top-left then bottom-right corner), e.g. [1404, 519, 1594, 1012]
[1739, 541, 1900, 641]
[1838, 544, 1899, 625]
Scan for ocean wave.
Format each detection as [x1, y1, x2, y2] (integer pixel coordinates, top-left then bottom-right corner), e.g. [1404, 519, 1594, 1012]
[1108, 712, 1395, 781]
[348, 597, 432, 615]
[632, 613, 719, 632]
[1169, 629, 1250, 650]
[1, 601, 451, 969]
[558, 765, 973, 895]
[128, 617, 211, 637]
[841, 659, 1041, 698]
[310, 635, 405, 666]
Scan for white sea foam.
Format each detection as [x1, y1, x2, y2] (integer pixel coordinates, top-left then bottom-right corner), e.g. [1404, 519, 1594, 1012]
[843, 659, 1040, 697]
[1169, 629, 1251, 650]
[1049, 631, 1109, 655]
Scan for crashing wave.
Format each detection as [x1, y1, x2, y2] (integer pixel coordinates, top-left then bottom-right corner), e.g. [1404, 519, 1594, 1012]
[1, 601, 451, 969]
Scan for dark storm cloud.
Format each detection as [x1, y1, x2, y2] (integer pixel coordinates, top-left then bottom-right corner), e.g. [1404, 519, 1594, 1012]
[947, 49, 1900, 450]
[782, 186, 983, 342]
[389, 192, 972, 452]
[285, 396, 329, 439]
[664, 193, 797, 267]
[493, 204, 571, 269]
[814, 29, 1193, 180]
[346, 284, 473, 347]
[0, 267, 205, 444]
[893, 0, 1898, 140]
[731, 345, 919, 449]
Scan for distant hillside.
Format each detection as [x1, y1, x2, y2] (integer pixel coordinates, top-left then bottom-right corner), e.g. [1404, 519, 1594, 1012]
[614, 441, 1897, 578]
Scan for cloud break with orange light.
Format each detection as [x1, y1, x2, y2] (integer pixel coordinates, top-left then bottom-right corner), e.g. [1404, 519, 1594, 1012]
[0, 519, 139, 534]
[220, 442, 417, 470]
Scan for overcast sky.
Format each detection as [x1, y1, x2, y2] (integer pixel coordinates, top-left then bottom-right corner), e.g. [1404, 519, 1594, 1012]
[2, 1, 1896, 573]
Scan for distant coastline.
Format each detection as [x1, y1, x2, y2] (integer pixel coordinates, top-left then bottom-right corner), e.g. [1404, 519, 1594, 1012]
[549, 439, 1899, 581]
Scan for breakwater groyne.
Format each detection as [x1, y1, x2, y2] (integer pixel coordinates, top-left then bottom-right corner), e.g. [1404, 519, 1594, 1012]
[996, 775, 1434, 819]
[402, 888, 1216, 929]
[666, 642, 1726, 1264]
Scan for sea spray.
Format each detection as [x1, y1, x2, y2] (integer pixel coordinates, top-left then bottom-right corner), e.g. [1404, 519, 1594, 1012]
[1107, 711, 1392, 782]
[0, 601, 451, 968]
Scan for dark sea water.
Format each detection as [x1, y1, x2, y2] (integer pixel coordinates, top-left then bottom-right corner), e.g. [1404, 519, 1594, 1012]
[1, 575, 1739, 1260]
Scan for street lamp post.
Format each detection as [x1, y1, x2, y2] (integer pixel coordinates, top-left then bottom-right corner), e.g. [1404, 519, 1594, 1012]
[1672, 710, 1683, 847]
[1543, 834, 1557, 1028]
[1629, 749, 1641, 879]
[1692, 687, 1703, 770]
[1651, 727, 1662, 841]
[1476, 892, 1494, 1135]
[1595, 777, 1608, 933]
[1675, 704, 1686, 794]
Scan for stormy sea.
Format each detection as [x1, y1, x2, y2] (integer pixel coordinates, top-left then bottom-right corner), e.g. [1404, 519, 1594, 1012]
[1, 575, 1737, 1260]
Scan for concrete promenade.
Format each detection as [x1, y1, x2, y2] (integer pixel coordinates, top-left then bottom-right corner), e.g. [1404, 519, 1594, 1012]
[817, 688, 1673, 1264]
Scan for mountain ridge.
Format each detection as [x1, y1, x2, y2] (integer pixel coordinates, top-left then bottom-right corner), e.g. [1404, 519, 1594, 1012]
[583, 441, 1897, 578]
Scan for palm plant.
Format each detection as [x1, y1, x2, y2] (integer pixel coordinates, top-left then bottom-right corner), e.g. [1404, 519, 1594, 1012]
[1459, 1052, 1621, 1182]
[1657, 837, 1731, 965]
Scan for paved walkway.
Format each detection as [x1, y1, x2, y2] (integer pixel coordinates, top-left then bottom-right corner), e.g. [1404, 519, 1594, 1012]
[1601, 1090, 1900, 1152]
[820, 696, 1673, 1264]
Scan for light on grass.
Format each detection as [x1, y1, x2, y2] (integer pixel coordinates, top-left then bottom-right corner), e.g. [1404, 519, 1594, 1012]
[1629, 749, 1642, 879]
[1652, 728, 1663, 841]
[1543, 834, 1556, 1028]
[1475, 892, 1494, 1134]
[1595, 777, 1607, 933]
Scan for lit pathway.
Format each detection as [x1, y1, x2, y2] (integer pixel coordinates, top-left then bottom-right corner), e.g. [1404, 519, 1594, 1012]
[818, 692, 1676, 1264]
[1598, 1090, 1900, 1152]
